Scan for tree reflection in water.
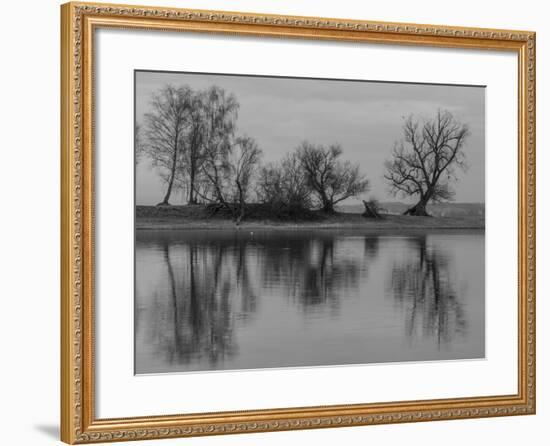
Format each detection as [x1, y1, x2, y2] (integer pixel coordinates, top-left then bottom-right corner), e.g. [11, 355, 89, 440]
[162, 241, 231, 366]
[143, 232, 380, 369]
[389, 236, 467, 346]
[154, 237, 261, 368]
[256, 233, 377, 313]
[137, 231, 483, 373]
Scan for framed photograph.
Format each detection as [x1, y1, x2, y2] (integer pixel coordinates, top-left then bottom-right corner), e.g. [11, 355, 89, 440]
[60, 2, 536, 443]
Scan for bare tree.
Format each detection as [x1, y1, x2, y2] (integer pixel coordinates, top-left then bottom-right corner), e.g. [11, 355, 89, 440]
[198, 86, 239, 204]
[226, 136, 262, 223]
[384, 109, 469, 216]
[181, 91, 206, 204]
[200, 134, 261, 223]
[257, 152, 311, 208]
[143, 85, 192, 205]
[296, 142, 370, 213]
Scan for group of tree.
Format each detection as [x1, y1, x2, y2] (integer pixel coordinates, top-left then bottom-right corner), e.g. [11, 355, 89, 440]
[140, 84, 370, 221]
[257, 143, 370, 214]
[140, 83, 470, 220]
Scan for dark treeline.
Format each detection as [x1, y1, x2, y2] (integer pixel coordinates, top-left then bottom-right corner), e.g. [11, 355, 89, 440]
[138, 84, 470, 220]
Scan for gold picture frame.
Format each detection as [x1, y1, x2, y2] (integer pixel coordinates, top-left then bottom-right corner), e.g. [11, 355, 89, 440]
[60, 2, 536, 443]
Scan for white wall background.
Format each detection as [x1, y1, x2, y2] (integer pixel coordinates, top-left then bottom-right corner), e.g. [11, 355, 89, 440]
[0, 0, 546, 445]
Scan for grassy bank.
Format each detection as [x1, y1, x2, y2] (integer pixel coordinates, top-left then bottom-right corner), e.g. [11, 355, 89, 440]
[136, 205, 485, 231]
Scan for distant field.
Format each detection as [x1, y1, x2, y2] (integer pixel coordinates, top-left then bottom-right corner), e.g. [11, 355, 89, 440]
[337, 202, 485, 217]
[136, 205, 485, 231]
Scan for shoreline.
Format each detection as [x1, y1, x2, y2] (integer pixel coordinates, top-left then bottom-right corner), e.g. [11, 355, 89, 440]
[136, 215, 485, 232]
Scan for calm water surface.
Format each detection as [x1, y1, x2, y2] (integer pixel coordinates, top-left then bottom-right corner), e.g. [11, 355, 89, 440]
[135, 229, 484, 374]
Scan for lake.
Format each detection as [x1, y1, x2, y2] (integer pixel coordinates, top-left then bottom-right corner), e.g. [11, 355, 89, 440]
[135, 229, 485, 374]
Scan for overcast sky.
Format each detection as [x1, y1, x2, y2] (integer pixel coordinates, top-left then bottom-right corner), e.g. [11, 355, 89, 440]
[135, 70, 485, 205]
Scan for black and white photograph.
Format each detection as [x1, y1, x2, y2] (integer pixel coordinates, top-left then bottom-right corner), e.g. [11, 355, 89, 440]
[134, 70, 485, 374]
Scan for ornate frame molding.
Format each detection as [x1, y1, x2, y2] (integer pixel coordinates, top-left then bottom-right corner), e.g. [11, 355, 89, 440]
[60, 2, 536, 444]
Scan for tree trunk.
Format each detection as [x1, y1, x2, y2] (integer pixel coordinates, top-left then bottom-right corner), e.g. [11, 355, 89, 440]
[158, 178, 174, 205]
[235, 182, 246, 225]
[404, 197, 430, 216]
[322, 200, 335, 214]
[158, 133, 179, 206]
[188, 165, 196, 205]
